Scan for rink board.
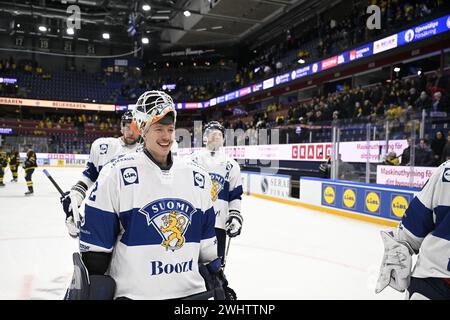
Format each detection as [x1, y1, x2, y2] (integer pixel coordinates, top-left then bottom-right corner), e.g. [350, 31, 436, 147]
[299, 177, 420, 223]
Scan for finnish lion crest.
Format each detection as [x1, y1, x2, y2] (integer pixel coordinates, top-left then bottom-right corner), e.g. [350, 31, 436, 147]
[210, 173, 225, 202]
[139, 198, 195, 252]
[160, 211, 186, 250]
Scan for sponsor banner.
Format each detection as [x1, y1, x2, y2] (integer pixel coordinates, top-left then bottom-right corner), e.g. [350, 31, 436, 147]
[398, 15, 450, 46]
[115, 105, 128, 111]
[0, 77, 17, 84]
[209, 98, 217, 107]
[177, 139, 408, 163]
[321, 56, 338, 70]
[225, 91, 238, 101]
[0, 127, 13, 134]
[262, 78, 274, 90]
[275, 73, 290, 86]
[217, 95, 225, 104]
[349, 44, 373, 61]
[321, 180, 415, 220]
[250, 173, 290, 199]
[376, 165, 436, 189]
[373, 34, 398, 54]
[239, 87, 252, 97]
[19, 152, 89, 167]
[291, 66, 311, 80]
[184, 102, 203, 109]
[0, 97, 116, 112]
[252, 83, 263, 93]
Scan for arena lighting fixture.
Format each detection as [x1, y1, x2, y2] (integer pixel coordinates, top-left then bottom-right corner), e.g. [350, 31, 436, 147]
[298, 59, 305, 64]
[16, 24, 20, 28]
[38, 25, 47, 32]
[184, 10, 191, 17]
[66, 28, 74, 35]
[142, 4, 151, 11]
[393, 67, 401, 72]
[102, 33, 110, 39]
[417, 69, 422, 76]
[141, 37, 149, 44]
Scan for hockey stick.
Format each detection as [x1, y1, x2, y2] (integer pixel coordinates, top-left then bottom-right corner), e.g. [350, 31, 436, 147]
[223, 237, 232, 271]
[43, 169, 65, 196]
[43, 169, 81, 229]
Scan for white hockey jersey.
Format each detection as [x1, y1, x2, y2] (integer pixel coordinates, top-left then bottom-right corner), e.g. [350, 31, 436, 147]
[189, 149, 243, 229]
[397, 160, 450, 279]
[79, 151, 218, 300]
[82, 137, 142, 184]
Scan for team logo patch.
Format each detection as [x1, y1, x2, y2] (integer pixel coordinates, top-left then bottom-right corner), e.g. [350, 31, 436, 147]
[193, 171, 205, 188]
[210, 173, 225, 201]
[443, 168, 450, 182]
[139, 199, 196, 251]
[121, 167, 139, 185]
[99, 143, 108, 155]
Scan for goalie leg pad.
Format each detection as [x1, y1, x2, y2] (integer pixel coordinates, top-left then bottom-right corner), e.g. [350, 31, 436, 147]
[64, 253, 116, 300]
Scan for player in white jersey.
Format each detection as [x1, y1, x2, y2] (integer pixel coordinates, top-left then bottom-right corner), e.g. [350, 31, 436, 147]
[375, 160, 450, 299]
[70, 91, 231, 300]
[190, 121, 243, 265]
[60, 110, 141, 237]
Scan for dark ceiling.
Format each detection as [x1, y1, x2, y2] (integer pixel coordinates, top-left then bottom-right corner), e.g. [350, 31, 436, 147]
[0, 0, 342, 56]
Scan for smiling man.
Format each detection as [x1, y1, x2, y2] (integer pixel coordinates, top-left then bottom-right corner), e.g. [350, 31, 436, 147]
[69, 91, 233, 300]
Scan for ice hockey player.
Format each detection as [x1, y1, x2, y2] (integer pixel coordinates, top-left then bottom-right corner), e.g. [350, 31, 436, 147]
[60, 110, 141, 237]
[23, 149, 37, 195]
[9, 149, 20, 182]
[0, 146, 7, 187]
[375, 160, 450, 299]
[66, 90, 231, 300]
[190, 121, 243, 265]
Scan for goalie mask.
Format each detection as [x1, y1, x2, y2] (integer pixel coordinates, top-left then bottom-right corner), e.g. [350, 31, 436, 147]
[132, 90, 177, 136]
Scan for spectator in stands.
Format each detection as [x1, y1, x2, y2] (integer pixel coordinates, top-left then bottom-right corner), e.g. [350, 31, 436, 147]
[441, 133, 450, 162]
[431, 91, 444, 112]
[415, 138, 434, 166]
[383, 151, 400, 166]
[415, 91, 432, 110]
[431, 131, 446, 166]
[400, 138, 413, 166]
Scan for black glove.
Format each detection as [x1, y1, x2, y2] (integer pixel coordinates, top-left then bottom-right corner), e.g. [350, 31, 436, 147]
[60, 191, 73, 219]
[207, 259, 237, 300]
[225, 211, 243, 238]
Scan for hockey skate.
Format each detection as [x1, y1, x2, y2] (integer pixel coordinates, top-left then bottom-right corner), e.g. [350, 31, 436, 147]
[11, 178, 18, 182]
[0, 182, 5, 187]
[25, 190, 34, 196]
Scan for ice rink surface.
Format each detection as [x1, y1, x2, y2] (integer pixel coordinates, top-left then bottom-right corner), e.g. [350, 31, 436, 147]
[0, 167, 405, 300]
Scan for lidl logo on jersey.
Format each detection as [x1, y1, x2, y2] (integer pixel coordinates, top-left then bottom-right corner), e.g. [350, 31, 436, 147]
[121, 167, 139, 185]
[210, 173, 225, 201]
[139, 199, 195, 251]
[443, 168, 450, 182]
[99, 143, 108, 155]
[193, 171, 205, 188]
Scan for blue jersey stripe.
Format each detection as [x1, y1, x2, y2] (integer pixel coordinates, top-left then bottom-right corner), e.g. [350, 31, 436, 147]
[80, 204, 119, 250]
[401, 197, 434, 238]
[229, 185, 243, 202]
[432, 205, 450, 241]
[201, 206, 216, 240]
[118, 207, 214, 247]
[82, 162, 99, 183]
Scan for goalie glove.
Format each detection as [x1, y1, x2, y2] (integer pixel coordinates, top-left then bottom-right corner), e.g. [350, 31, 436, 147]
[225, 210, 243, 238]
[60, 182, 88, 237]
[375, 230, 414, 294]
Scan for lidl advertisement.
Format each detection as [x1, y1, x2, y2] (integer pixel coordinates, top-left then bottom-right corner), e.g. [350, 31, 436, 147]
[321, 181, 415, 221]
